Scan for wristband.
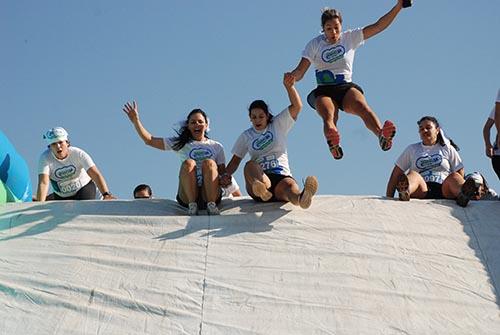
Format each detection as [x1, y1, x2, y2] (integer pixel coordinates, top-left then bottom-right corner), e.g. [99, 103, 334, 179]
[102, 192, 112, 197]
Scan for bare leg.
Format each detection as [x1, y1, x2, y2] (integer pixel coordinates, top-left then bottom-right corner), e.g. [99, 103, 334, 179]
[342, 88, 382, 136]
[442, 172, 465, 199]
[244, 161, 272, 201]
[316, 96, 343, 159]
[274, 178, 301, 205]
[178, 159, 198, 204]
[397, 171, 428, 200]
[201, 159, 220, 203]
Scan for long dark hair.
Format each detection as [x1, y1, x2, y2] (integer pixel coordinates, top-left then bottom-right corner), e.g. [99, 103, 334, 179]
[248, 100, 273, 124]
[417, 116, 460, 151]
[171, 109, 209, 151]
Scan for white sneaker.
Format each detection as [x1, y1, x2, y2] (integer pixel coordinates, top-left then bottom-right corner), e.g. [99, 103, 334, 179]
[206, 202, 220, 215]
[187, 202, 198, 216]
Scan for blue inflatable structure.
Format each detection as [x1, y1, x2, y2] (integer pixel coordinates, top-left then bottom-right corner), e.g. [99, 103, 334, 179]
[0, 130, 32, 203]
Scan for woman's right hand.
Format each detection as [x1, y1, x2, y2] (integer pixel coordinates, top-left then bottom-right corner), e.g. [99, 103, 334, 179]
[123, 101, 140, 123]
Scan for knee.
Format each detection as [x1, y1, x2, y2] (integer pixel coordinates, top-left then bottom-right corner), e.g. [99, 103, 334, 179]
[244, 160, 259, 172]
[181, 159, 197, 173]
[201, 159, 217, 172]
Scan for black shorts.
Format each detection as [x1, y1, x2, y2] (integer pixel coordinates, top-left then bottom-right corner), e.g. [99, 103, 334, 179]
[47, 180, 97, 200]
[176, 187, 222, 209]
[306, 83, 364, 111]
[252, 173, 295, 203]
[491, 155, 500, 180]
[424, 182, 444, 199]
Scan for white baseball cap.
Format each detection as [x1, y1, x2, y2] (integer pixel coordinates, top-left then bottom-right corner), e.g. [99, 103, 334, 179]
[43, 127, 69, 145]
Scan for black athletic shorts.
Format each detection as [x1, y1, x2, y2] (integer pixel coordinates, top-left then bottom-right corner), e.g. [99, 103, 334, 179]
[306, 82, 364, 111]
[252, 172, 295, 203]
[424, 182, 444, 199]
[491, 155, 500, 180]
[47, 180, 97, 200]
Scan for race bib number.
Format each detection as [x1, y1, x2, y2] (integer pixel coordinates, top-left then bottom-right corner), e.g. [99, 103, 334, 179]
[58, 179, 82, 194]
[421, 171, 442, 184]
[257, 154, 280, 172]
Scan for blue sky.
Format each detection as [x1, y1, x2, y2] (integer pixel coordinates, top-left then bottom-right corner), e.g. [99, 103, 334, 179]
[2, 0, 500, 199]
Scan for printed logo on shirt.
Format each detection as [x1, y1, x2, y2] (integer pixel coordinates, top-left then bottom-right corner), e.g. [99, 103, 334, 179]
[416, 154, 442, 171]
[252, 131, 273, 151]
[189, 147, 213, 161]
[54, 165, 77, 179]
[321, 45, 345, 63]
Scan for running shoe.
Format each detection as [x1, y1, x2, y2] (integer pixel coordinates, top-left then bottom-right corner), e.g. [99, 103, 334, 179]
[396, 174, 410, 201]
[326, 128, 343, 159]
[187, 202, 198, 216]
[299, 176, 319, 209]
[252, 180, 272, 201]
[379, 120, 396, 151]
[456, 177, 479, 207]
[206, 201, 220, 215]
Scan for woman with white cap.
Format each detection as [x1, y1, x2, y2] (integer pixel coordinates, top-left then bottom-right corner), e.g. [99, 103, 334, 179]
[386, 116, 478, 207]
[36, 127, 115, 201]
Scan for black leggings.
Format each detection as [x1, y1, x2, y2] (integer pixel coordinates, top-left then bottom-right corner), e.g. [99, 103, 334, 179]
[492, 156, 500, 181]
[47, 181, 97, 200]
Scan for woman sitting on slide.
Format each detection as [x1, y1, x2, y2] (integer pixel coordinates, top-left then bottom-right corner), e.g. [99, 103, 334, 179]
[386, 116, 478, 207]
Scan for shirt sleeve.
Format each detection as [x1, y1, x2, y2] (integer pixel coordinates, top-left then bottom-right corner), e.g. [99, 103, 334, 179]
[345, 28, 365, 49]
[274, 108, 295, 134]
[163, 137, 174, 151]
[231, 132, 248, 159]
[395, 145, 412, 172]
[37, 151, 50, 175]
[447, 145, 464, 173]
[78, 149, 96, 171]
[301, 36, 319, 62]
[214, 142, 226, 165]
[496, 88, 500, 102]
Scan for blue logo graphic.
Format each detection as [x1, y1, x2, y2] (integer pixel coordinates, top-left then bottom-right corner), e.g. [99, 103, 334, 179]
[252, 131, 274, 151]
[55, 165, 77, 179]
[189, 147, 213, 161]
[321, 45, 345, 63]
[416, 154, 442, 171]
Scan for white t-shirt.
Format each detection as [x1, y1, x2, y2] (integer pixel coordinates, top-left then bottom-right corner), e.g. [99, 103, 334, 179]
[395, 142, 464, 185]
[302, 28, 365, 85]
[487, 88, 500, 155]
[38, 146, 95, 197]
[163, 137, 225, 186]
[231, 108, 295, 176]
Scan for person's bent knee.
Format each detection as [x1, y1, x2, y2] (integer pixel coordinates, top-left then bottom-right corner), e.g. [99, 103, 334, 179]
[201, 159, 217, 172]
[181, 159, 197, 172]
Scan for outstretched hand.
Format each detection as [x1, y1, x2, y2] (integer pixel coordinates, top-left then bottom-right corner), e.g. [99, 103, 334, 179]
[283, 72, 296, 89]
[123, 101, 140, 123]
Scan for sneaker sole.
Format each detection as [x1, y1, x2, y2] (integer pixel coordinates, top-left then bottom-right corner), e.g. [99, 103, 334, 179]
[379, 120, 396, 151]
[456, 177, 478, 207]
[252, 180, 272, 202]
[326, 129, 343, 160]
[299, 176, 319, 209]
[396, 174, 410, 201]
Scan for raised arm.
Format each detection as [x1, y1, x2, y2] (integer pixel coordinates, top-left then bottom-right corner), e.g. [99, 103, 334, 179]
[284, 72, 303, 120]
[483, 118, 495, 157]
[363, 0, 404, 40]
[290, 57, 311, 82]
[386, 165, 405, 198]
[123, 101, 166, 150]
